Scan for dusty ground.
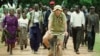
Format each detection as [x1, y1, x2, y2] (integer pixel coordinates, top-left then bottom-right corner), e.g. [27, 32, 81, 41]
[0, 37, 94, 56]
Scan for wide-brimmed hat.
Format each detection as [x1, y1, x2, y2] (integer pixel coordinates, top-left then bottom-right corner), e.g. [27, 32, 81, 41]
[53, 5, 63, 11]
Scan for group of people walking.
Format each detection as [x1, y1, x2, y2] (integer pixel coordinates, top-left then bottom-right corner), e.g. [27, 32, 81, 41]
[0, 0, 99, 56]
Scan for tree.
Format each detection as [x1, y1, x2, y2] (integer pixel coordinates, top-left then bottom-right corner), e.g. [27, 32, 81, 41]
[42, 0, 49, 5]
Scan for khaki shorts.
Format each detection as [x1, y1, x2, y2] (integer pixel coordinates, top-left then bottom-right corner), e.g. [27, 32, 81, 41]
[43, 30, 64, 42]
[50, 32, 64, 42]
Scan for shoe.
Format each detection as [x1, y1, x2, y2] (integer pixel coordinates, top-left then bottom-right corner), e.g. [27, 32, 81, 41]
[65, 46, 67, 48]
[76, 51, 80, 54]
[88, 50, 93, 52]
[7, 48, 9, 52]
[25, 44, 27, 49]
[20, 46, 23, 50]
[48, 48, 50, 50]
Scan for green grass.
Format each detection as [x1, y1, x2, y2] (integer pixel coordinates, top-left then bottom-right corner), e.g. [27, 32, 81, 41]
[94, 34, 100, 56]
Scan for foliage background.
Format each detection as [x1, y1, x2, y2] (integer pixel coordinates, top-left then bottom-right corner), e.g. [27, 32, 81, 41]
[1, 0, 100, 9]
[19, 0, 100, 7]
[0, 0, 100, 16]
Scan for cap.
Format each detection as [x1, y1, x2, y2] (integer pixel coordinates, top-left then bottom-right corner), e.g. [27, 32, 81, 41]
[53, 5, 62, 11]
[50, 1, 55, 5]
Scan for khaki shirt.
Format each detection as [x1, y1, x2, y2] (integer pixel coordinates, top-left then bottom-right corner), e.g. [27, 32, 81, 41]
[48, 12, 67, 34]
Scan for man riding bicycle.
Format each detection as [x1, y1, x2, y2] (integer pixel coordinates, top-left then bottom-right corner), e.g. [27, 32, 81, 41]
[43, 5, 68, 56]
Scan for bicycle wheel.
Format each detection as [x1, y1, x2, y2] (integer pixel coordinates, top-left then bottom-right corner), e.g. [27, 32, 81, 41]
[53, 41, 57, 56]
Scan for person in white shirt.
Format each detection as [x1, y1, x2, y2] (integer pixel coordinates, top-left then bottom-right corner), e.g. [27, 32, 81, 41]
[18, 13, 29, 50]
[70, 5, 85, 54]
[15, 8, 22, 45]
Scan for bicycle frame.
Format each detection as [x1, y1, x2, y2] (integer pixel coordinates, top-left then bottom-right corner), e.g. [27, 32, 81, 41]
[49, 35, 60, 56]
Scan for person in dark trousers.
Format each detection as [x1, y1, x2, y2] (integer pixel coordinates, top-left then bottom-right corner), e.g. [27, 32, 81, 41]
[81, 6, 88, 46]
[44, 0, 55, 30]
[28, 4, 42, 54]
[41, 5, 48, 49]
[70, 5, 85, 54]
[87, 6, 99, 52]
[63, 8, 70, 49]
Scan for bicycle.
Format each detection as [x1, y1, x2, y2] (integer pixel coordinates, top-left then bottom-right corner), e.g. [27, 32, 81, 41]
[49, 34, 63, 56]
